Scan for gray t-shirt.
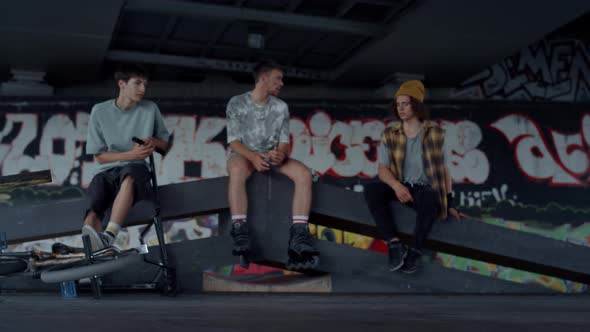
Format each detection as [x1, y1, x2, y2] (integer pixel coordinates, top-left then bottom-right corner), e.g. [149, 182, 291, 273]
[226, 92, 290, 155]
[86, 99, 170, 175]
[401, 133, 430, 184]
[377, 128, 438, 185]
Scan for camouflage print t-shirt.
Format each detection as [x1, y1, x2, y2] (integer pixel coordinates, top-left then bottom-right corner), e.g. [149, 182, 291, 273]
[226, 91, 290, 155]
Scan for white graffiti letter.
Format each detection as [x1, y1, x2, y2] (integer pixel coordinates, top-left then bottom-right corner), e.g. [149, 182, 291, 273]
[551, 131, 588, 176]
[0, 113, 48, 176]
[39, 114, 77, 185]
[491, 113, 581, 185]
[441, 120, 490, 184]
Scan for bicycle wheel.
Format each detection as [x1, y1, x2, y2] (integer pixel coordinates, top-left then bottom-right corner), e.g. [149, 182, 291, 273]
[40, 253, 142, 283]
[0, 259, 27, 275]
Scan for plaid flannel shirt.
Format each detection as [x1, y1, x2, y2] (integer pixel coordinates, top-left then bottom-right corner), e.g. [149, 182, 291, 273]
[382, 121, 449, 218]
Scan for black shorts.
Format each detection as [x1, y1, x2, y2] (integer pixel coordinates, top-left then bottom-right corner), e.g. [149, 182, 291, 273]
[86, 163, 153, 221]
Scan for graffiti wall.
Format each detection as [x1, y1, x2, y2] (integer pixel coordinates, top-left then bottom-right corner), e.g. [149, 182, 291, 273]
[1, 98, 590, 292]
[452, 39, 590, 102]
[1, 99, 589, 218]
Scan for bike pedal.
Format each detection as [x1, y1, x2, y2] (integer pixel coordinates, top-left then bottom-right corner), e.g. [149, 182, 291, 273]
[239, 254, 250, 269]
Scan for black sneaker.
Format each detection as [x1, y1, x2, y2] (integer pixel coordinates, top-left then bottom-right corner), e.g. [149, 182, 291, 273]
[230, 221, 250, 256]
[400, 247, 422, 274]
[387, 241, 406, 271]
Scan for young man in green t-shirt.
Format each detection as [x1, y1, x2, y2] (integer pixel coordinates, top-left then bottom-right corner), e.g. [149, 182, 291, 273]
[82, 64, 170, 251]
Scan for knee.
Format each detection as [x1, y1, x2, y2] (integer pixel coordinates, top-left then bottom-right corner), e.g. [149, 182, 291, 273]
[121, 175, 136, 187]
[293, 166, 312, 186]
[228, 162, 252, 181]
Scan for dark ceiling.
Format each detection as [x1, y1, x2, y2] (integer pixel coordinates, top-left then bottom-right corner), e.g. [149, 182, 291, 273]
[1, 0, 589, 87]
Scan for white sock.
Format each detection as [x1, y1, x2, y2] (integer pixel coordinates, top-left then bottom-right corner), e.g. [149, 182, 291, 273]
[105, 221, 121, 241]
[293, 215, 309, 224]
[232, 215, 247, 223]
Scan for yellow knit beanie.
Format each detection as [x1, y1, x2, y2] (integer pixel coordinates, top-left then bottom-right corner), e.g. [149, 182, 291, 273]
[394, 80, 425, 103]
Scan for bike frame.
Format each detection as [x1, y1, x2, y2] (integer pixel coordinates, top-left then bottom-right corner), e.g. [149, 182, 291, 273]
[0, 147, 176, 298]
[84, 152, 175, 298]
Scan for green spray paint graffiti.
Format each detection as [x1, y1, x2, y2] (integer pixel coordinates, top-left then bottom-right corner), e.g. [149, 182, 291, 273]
[436, 217, 590, 292]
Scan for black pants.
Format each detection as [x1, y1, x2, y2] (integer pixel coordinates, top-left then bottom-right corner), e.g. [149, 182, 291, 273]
[363, 181, 440, 251]
[86, 163, 153, 222]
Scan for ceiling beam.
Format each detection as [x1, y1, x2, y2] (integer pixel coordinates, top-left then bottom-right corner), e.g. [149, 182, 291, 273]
[201, 0, 247, 57]
[106, 50, 330, 80]
[358, 0, 402, 6]
[260, 0, 306, 61]
[330, 0, 418, 79]
[115, 35, 297, 63]
[117, 36, 296, 58]
[329, 38, 368, 69]
[292, 0, 387, 67]
[125, 0, 381, 36]
[285, 0, 304, 12]
[201, 24, 230, 57]
[154, 16, 179, 53]
[287, 34, 326, 66]
[337, 1, 358, 17]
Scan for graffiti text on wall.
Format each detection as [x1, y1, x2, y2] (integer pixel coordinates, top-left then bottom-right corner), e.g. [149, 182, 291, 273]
[492, 113, 590, 186]
[452, 39, 590, 101]
[0, 111, 487, 187]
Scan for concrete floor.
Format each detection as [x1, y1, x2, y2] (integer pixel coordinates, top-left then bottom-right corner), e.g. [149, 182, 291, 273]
[0, 293, 589, 331]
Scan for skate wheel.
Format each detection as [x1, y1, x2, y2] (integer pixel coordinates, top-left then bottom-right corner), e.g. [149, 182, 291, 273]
[306, 258, 317, 270]
[286, 261, 295, 270]
[239, 255, 250, 269]
[286, 259, 299, 271]
[309, 255, 319, 268]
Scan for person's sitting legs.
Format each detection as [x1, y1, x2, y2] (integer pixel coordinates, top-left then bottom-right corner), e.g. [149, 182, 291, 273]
[82, 164, 151, 252]
[227, 154, 254, 255]
[401, 185, 439, 274]
[277, 159, 319, 269]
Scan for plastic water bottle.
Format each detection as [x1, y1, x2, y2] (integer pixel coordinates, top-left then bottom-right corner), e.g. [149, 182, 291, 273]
[0, 232, 7, 253]
[60, 280, 77, 298]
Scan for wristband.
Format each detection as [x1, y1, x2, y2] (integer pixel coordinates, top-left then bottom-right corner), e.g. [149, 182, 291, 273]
[446, 192, 454, 209]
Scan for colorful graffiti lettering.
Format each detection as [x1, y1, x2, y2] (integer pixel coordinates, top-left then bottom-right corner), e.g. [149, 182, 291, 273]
[436, 218, 590, 293]
[4, 102, 590, 293]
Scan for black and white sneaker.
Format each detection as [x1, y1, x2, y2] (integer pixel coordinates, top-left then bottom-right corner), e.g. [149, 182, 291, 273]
[81, 225, 113, 252]
[400, 247, 422, 274]
[387, 241, 406, 271]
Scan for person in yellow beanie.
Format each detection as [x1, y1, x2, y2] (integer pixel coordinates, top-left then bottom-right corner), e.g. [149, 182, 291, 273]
[363, 80, 461, 274]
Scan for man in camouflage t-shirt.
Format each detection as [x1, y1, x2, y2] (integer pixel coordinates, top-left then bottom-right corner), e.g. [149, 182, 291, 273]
[226, 60, 319, 270]
[225, 90, 290, 158]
